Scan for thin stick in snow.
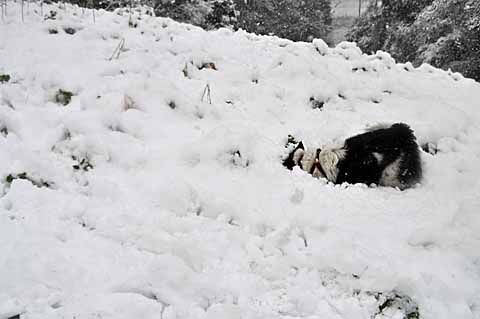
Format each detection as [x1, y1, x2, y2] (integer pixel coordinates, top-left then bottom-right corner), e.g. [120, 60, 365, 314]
[109, 38, 125, 60]
[201, 84, 212, 104]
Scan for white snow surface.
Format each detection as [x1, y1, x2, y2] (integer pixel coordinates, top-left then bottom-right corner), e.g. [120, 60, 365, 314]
[1, 3, 480, 319]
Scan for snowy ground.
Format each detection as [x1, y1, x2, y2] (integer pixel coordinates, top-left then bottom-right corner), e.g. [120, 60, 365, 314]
[1, 3, 480, 319]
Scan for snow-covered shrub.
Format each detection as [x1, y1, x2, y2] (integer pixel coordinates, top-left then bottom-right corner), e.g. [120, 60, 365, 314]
[72, 156, 94, 171]
[309, 96, 325, 110]
[44, 10, 57, 20]
[369, 291, 420, 319]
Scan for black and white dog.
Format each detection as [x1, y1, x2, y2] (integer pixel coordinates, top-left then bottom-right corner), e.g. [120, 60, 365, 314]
[283, 123, 422, 189]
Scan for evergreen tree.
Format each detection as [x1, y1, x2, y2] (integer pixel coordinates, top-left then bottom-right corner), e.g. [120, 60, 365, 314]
[154, 0, 236, 29]
[346, 0, 433, 58]
[413, 0, 480, 80]
[234, 0, 333, 43]
[204, 0, 237, 30]
[347, 0, 480, 81]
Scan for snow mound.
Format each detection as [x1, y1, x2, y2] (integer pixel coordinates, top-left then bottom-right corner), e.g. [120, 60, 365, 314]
[1, 3, 480, 319]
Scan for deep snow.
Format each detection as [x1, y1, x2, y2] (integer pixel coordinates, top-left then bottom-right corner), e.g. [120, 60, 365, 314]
[1, 3, 480, 319]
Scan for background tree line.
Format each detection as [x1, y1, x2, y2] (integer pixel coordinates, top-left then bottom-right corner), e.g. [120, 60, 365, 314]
[153, 0, 333, 43]
[347, 0, 480, 81]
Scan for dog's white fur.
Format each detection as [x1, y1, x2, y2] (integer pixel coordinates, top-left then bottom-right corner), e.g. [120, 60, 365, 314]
[318, 147, 346, 182]
[372, 152, 383, 163]
[293, 148, 305, 165]
[292, 146, 346, 181]
[379, 156, 402, 188]
[298, 148, 316, 174]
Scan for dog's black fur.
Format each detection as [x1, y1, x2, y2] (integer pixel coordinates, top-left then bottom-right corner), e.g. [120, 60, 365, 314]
[283, 123, 422, 189]
[283, 141, 304, 170]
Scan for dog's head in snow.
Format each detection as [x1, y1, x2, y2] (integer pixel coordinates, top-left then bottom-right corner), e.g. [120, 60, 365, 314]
[282, 141, 344, 182]
[282, 123, 422, 189]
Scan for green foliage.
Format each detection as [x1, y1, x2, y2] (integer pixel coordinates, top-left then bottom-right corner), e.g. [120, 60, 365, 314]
[0, 74, 10, 83]
[347, 0, 480, 81]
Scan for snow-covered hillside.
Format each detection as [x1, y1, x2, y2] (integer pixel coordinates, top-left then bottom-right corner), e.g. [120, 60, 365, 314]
[1, 3, 480, 319]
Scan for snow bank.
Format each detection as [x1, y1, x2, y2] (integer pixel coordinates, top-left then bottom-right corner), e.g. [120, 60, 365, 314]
[0, 3, 480, 319]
